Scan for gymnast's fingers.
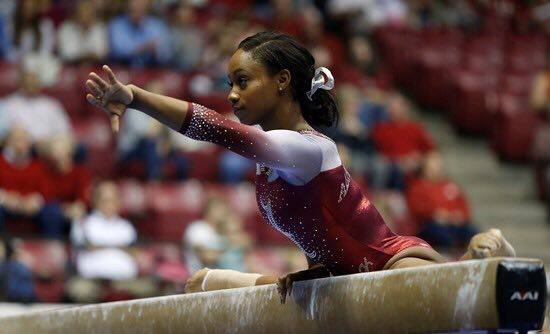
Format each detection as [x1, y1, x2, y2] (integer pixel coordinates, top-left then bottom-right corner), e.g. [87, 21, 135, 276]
[89, 72, 109, 90]
[103, 65, 118, 84]
[86, 94, 102, 108]
[286, 276, 294, 297]
[277, 278, 287, 304]
[86, 80, 103, 98]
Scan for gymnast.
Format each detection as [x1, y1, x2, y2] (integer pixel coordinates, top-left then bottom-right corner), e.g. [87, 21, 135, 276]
[85, 31, 516, 303]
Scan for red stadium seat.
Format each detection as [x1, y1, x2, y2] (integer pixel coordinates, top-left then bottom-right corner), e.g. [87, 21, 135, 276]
[19, 240, 68, 277]
[0, 61, 19, 97]
[34, 277, 66, 303]
[448, 70, 499, 135]
[72, 116, 116, 178]
[490, 94, 538, 161]
[146, 182, 205, 240]
[183, 146, 221, 182]
[4, 218, 38, 236]
[118, 179, 148, 216]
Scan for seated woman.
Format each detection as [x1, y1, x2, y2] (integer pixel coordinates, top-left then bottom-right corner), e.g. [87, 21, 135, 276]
[85, 31, 516, 303]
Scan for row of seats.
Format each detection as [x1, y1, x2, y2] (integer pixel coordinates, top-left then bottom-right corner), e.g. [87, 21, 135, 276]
[14, 238, 293, 303]
[375, 26, 547, 161]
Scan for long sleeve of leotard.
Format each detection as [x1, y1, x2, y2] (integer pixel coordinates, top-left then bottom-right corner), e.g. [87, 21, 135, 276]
[179, 103, 323, 183]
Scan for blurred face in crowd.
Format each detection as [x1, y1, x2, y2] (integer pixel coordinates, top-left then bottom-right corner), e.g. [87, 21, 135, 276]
[5, 126, 32, 158]
[349, 36, 373, 69]
[271, 0, 292, 17]
[19, 0, 39, 22]
[387, 94, 410, 121]
[195, 247, 222, 267]
[128, 0, 149, 23]
[175, 4, 195, 26]
[227, 49, 282, 125]
[19, 70, 40, 96]
[94, 182, 121, 218]
[422, 152, 445, 180]
[302, 7, 323, 42]
[48, 135, 75, 170]
[203, 198, 230, 227]
[75, 1, 96, 28]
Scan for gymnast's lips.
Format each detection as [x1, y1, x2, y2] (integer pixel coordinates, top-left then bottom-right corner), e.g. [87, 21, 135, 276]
[232, 107, 245, 116]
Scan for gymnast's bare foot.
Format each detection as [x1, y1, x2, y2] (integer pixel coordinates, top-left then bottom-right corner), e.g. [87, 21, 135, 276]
[465, 228, 516, 259]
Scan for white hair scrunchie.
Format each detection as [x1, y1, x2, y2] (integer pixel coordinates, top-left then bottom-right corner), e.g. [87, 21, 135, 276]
[306, 67, 335, 101]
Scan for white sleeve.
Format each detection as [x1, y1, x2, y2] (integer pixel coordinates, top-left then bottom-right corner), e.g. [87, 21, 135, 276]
[179, 103, 324, 184]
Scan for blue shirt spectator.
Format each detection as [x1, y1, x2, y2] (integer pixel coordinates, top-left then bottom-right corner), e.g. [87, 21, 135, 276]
[0, 260, 36, 303]
[359, 100, 389, 136]
[108, 0, 171, 67]
[0, 234, 35, 303]
[0, 16, 9, 58]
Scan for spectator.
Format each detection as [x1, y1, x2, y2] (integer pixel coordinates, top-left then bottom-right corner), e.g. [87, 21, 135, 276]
[182, 197, 229, 273]
[0, 233, 36, 303]
[371, 93, 436, 189]
[530, 53, 550, 116]
[68, 181, 156, 302]
[216, 213, 253, 271]
[0, 15, 9, 58]
[0, 126, 65, 237]
[348, 35, 378, 76]
[118, 80, 189, 181]
[43, 135, 91, 225]
[9, 0, 55, 61]
[0, 66, 72, 153]
[108, 0, 171, 67]
[57, 0, 108, 64]
[406, 152, 478, 248]
[169, 2, 204, 71]
[300, 6, 345, 69]
[183, 221, 225, 274]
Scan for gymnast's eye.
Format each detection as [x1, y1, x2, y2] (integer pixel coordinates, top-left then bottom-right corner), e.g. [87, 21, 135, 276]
[237, 77, 247, 89]
[226, 80, 233, 88]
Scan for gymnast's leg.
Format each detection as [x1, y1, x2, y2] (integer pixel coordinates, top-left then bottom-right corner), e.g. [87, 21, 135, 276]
[386, 228, 517, 270]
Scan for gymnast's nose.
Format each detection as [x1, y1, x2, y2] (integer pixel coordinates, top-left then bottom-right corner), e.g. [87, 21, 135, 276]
[228, 90, 239, 106]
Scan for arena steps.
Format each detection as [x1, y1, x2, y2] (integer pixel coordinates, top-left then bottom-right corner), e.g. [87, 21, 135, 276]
[420, 112, 550, 267]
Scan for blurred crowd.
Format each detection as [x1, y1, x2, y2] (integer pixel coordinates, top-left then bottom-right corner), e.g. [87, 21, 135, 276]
[0, 0, 548, 303]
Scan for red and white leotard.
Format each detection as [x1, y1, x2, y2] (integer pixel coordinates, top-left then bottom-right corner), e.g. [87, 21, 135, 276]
[179, 103, 432, 275]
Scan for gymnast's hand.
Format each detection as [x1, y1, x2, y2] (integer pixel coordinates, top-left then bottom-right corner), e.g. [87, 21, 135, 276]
[85, 65, 133, 133]
[277, 264, 331, 304]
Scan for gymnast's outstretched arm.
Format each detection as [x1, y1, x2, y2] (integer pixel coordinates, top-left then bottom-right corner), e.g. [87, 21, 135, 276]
[86, 66, 323, 183]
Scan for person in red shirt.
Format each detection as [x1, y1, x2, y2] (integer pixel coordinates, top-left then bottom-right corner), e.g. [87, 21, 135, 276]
[372, 93, 436, 190]
[406, 152, 478, 248]
[43, 135, 91, 224]
[0, 126, 65, 237]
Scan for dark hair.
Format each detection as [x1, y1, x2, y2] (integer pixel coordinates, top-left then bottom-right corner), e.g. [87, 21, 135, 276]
[0, 233, 14, 260]
[14, 0, 42, 49]
[237, 31, 339, 128]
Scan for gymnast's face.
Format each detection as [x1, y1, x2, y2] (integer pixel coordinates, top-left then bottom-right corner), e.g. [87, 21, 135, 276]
[227, 49, 282, 125]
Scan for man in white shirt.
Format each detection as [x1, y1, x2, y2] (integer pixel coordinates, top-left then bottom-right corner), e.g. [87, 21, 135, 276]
[71, 181, 137, 280]
[67, 182, 156, 302]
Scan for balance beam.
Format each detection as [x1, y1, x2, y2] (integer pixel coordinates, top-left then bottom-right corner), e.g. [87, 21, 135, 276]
[0, 258, 546, 333]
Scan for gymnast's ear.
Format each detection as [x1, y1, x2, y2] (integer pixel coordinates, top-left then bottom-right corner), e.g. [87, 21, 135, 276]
[276, 69, 291, 91]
